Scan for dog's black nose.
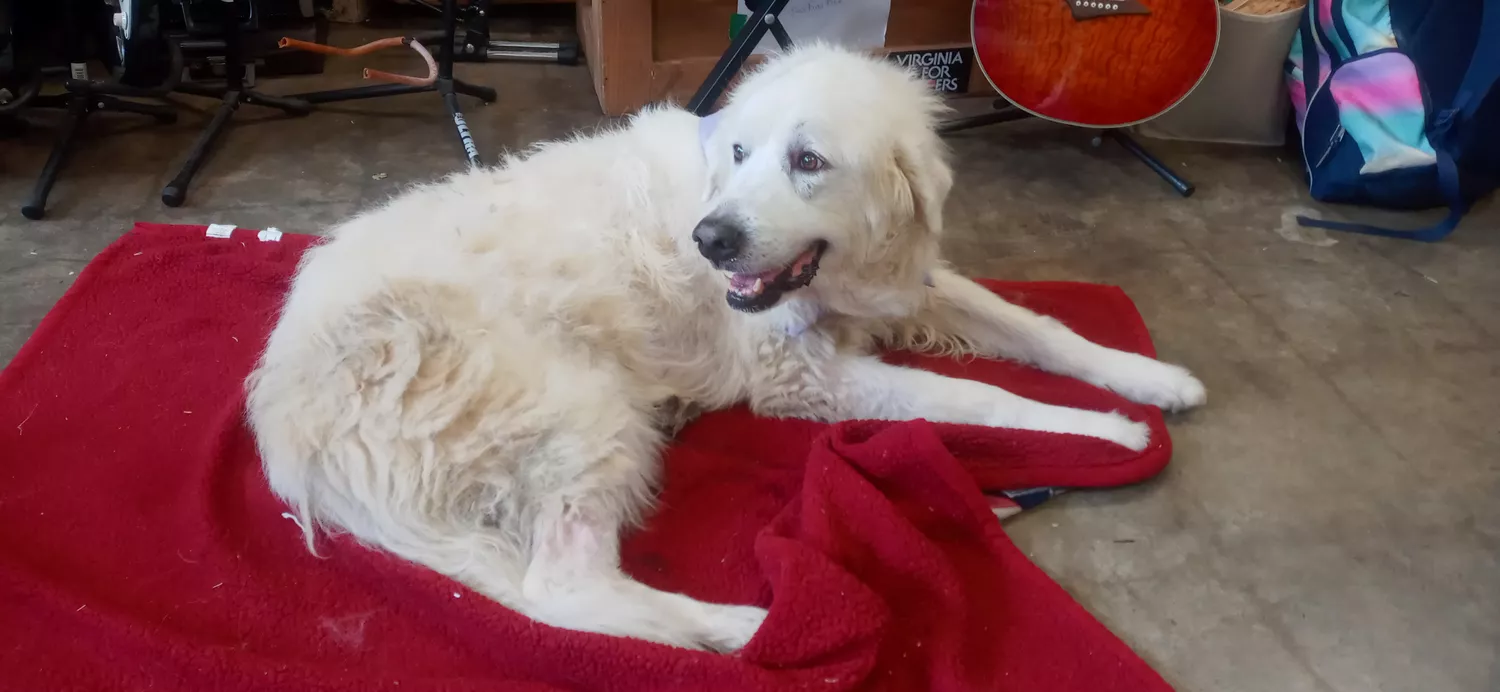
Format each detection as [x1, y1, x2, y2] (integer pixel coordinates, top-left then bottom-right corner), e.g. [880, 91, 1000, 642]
[691, 217, 746, 264]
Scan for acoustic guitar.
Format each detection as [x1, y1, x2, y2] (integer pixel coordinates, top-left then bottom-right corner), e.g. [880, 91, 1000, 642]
[971, 0, 1221, 128]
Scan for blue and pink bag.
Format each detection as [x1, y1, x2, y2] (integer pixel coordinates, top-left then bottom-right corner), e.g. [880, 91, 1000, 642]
[1286, 0, 1500, 241]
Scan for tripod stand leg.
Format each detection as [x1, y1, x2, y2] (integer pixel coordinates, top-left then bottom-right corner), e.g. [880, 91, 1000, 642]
[176, 83, 230, 99]
[452, 79, 497, 103]
[1106, 129, 1194, 197]
[243, 92, 313, 116]
[99, 95, 178, 124]
[21, 96, 90, 220]
[291, 83, 431, 104]
[767, 16, 793, 50]
[163, 92, 242, 208]
[936, 105, 1030, 135]
[440, 79, 482, 167]
[687, 0, 792, 115]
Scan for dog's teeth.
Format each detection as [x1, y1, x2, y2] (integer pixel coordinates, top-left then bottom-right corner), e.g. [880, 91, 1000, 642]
[751, 277, 764, 295]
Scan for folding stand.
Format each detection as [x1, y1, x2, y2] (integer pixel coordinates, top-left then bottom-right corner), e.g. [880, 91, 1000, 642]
[161, 0, 313, 207]
[22, 48, 183, 220]
[939, 101, 1195, 197]
[286, 0, 497, 168]
[686, 0, 792, 116]
[688, 1, 1195, 197]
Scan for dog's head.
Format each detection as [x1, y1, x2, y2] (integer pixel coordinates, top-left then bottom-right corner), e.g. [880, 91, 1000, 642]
[694, 44, 952, 317]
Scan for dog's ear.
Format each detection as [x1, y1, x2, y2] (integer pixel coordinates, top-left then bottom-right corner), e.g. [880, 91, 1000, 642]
[891, 134, 953, 236]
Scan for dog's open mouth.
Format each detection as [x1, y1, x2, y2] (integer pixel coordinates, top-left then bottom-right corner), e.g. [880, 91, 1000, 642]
[724, 241, 829, 313]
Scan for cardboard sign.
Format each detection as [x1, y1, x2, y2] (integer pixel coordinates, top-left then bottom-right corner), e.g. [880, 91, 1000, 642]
[887, 47, 975, 95]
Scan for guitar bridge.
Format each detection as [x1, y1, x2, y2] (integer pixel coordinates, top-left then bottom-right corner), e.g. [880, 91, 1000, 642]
[1064, 0, 1152, 20]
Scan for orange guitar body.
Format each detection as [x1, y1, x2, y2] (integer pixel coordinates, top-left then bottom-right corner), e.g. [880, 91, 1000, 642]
[972, 0, 1221, 128]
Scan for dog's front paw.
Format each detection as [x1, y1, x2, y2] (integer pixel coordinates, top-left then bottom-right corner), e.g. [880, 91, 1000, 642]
[700, 604, 768, 654]
[1097, 412, 1151, 451]
[1139, 362, 1206, 412]
[1105, 357, 1207, 412]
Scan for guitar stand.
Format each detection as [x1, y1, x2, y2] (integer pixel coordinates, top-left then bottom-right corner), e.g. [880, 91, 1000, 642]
[22, 92, 176, 220]
[285, 0, 497, 168]
[689, 2, 1195, 197]
[941, 101, 1196, 197]
[162, 0, 313, 207]
[1095, 128, 1195, 197]
[21, 48, 185, 220]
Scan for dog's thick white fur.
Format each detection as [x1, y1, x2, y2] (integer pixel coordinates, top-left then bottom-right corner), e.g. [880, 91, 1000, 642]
[247, 45, 1205, 652]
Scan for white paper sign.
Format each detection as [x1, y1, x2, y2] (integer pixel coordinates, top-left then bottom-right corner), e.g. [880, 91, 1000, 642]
[734, 0, 890, 55]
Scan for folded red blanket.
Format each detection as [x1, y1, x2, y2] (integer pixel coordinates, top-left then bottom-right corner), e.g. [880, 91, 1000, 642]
[0, 223, 1174, 692]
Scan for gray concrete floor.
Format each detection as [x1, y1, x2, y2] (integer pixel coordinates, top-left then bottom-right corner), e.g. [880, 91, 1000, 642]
[2, 22, 1497, 692]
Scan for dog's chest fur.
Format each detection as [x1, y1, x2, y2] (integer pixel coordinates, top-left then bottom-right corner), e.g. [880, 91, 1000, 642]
[611, 259, 847, 416]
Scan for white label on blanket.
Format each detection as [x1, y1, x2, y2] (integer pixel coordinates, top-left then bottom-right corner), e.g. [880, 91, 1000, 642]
[206, 224, 235, 239]
[258, 228, 283, 242]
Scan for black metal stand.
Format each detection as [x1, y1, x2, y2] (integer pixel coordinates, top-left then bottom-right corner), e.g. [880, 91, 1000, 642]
[20, 36, 187, 220]
[940, 101, 1196, 197]
[689, 11, 1196, 197]
[161, 1, 312, 207]
[1098, 128, 1194, 197]
[22, 90, 177, 220]
[935, 102, 1031, 135]
[287, 0, 496, 168]
[687, 0, 793, 116]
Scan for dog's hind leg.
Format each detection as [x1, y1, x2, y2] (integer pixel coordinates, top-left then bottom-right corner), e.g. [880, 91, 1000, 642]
[252, 283, 762, 652]
[518, 483, 767, 652]
[315, 484, 766, 653]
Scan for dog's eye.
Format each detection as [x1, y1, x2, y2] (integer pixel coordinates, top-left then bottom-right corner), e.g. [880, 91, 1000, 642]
[794, 151, 825, 172]
[732, 144, 746, 164]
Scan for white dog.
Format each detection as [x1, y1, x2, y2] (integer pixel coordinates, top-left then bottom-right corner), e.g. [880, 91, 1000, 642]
[247, 44, 1205, 653]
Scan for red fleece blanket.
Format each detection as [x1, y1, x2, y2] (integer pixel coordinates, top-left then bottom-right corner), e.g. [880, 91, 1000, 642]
[0, 223, 1175, 692]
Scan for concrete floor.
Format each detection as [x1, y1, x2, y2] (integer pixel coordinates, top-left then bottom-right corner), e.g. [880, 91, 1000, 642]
[2, 22, 1497, 692]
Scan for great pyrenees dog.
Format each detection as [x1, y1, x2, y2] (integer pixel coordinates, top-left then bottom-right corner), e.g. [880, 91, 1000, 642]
[247, 44, 1205, 652]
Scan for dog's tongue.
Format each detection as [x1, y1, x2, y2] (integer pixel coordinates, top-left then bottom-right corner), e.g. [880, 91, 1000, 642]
[728, 272, 770, 297]
[729, 273, 767, 290]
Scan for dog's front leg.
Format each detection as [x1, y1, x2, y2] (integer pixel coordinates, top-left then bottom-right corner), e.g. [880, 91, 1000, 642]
[907, 269, 1206, 411]
[785, 356, 1150, 451]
